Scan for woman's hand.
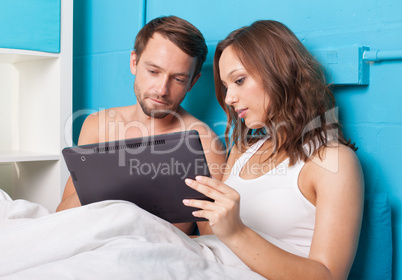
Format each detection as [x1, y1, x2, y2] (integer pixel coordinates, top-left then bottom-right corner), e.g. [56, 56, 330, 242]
[183, 176, 246, 241]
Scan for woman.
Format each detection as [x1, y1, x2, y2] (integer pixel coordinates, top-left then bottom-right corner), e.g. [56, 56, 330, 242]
[184, 20, 364, 279]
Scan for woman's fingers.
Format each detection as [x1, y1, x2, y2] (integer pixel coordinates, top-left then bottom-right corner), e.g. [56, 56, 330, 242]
[182, 197, 215, 211]
[183, 176, 244, 238]
[185, 176, 237, 199]
[184, 176, 241, 225]
[195, 176, 229, 194]
[184, 177, 225, 201]
[182, 199, 226, 226]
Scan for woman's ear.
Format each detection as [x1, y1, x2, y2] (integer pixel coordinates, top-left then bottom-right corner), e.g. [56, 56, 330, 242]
[130, 51, 138, 75]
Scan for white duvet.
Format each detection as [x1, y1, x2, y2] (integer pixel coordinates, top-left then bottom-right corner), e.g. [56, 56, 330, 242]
[0, 190, 266, 280]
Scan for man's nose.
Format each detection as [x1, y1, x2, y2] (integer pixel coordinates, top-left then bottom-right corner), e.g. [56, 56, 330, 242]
[155, 76, 169, 96]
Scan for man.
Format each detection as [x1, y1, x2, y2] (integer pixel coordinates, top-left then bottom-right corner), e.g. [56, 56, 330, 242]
[57, 16, 226, 235]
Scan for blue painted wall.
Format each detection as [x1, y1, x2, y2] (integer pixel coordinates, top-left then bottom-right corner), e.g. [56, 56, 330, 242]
[73, 1, 402, 278]
[72, 0, 145, 140]
[0, 0, 60, 52]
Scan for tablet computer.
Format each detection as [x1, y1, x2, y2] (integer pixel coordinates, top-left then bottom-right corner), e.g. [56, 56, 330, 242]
[62, 130, 212, 223]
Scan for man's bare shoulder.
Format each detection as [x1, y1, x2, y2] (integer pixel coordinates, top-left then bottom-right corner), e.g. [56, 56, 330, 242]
[178, 108, 218, 138]
[89, 105, 136, 122]
[177, 108, 226, 179]
[79, 105, 137, 144]
[180, 109, 225, 150]
[77, 112, 101, 145]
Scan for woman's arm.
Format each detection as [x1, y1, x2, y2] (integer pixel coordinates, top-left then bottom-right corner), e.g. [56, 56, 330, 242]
[184, 144, 364, 280]
[305, 144, 364, 279]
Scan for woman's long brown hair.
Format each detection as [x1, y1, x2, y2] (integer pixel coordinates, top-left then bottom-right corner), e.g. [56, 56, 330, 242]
[213, 20, 356, 165]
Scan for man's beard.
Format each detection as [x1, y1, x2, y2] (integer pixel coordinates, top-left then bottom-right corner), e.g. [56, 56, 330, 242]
[134, 83, 183, 119]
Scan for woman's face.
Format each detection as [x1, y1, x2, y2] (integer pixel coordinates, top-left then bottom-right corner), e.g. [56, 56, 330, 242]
[219, 46, 270, 129]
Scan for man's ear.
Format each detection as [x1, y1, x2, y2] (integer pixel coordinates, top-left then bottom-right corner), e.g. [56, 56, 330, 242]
[187, 73, 201, 92]
[130, 51, 138, 75]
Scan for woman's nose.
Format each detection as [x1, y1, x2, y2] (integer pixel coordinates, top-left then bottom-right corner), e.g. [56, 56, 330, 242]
[224, 87, 239, 105]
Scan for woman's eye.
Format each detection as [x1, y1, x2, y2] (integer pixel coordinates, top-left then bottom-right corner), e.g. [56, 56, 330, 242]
[235, 77, 245, 85]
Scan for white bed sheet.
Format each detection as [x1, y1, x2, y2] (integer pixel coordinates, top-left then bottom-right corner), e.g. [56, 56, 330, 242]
[0, 190, 266, 280]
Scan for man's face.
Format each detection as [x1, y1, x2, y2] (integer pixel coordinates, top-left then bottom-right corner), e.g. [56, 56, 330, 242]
[130, 33, 200, 119]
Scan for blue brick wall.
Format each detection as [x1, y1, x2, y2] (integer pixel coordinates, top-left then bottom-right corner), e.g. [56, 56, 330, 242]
[73, 1, 402, 278]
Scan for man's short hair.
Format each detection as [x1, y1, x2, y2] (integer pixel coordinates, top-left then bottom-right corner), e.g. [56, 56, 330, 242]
[134, 16, 208, 79]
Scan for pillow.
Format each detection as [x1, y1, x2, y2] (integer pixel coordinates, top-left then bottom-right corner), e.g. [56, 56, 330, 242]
[348, 192, 392, 280]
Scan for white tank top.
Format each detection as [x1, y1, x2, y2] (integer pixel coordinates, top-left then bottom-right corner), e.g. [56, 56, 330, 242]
[224, 137, 316, 257]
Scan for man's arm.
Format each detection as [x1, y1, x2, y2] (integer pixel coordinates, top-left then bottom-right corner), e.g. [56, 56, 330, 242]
[56, 176, 80, 211]
[57, 113, 101, 212]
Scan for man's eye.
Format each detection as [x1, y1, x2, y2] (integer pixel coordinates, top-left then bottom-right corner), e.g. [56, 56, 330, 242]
[235, 77, 245, 85]
[148, 69, 158, 74]
[175, 77, 185, 83]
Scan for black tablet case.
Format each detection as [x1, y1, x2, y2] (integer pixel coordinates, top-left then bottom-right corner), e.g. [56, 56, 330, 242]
[62, 130, 212, 223]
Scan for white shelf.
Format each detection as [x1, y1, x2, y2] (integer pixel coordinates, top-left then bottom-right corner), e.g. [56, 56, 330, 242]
[0, 150, 60, 163]
[0, 0, 72, 211]
[0, 48, 59, 64]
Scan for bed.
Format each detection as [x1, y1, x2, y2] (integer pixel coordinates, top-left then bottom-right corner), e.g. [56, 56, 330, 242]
[0, 189, 266, 280]
[0, 189, 393, 279]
